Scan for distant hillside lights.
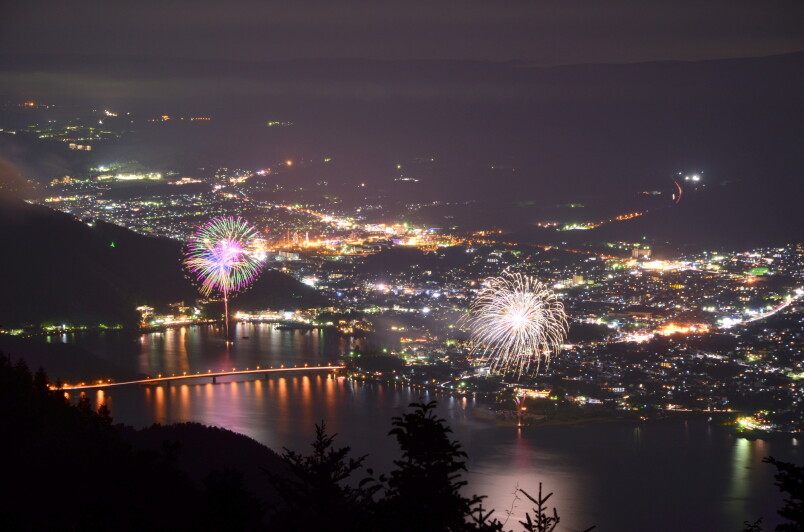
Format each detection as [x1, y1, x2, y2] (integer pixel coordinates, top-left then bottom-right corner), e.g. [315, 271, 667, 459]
[168, 177, 203, 185]
[50, 176, 75, 186]
[136, 304, 203, 327]
[631, 247, 651, 260]
[147, 115, 211, 122]
[68, 143, 92, 151]
[96, 172, 163, 181]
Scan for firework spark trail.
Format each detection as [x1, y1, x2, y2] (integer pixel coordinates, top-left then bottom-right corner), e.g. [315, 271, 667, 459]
[464, 271, 568, 378]
[184, 217, 264, 339]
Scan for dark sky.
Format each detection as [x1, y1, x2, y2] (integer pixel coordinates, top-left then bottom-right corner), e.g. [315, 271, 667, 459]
[1, 0, 802, 64]
[1, 0, 802, 248]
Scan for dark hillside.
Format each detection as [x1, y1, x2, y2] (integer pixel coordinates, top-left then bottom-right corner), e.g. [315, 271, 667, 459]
[0, 197, 196, 327]
[0, 197, 328, 327]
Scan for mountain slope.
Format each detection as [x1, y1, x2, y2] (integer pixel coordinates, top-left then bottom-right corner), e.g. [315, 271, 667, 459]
[0, 197, 326, 327]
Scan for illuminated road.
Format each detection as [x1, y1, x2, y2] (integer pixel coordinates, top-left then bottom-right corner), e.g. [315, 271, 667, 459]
[57, 365, 345, 391]
[741, 290, 802, 325]
[617, 288, 802, 343]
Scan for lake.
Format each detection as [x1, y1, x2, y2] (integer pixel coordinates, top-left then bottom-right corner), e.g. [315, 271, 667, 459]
[57, 323, 801, 531]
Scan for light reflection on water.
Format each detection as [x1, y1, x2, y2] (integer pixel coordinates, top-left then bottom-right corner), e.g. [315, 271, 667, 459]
[79, 376, 800, 532]
[60, 323, 353, 377]
[728, 437, 752, 507]
[61, 325, 800, 532]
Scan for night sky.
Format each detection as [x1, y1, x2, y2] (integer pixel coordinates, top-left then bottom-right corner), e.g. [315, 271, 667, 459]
[1, 1, 802, 245]
[3, 0, 802, 105]
[2, 0, 802, 64]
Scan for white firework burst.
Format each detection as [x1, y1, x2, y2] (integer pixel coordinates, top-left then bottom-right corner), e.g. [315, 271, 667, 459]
[463, 271, 568, 378]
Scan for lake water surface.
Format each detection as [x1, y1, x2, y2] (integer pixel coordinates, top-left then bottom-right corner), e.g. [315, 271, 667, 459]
[57, 324, 801, 532]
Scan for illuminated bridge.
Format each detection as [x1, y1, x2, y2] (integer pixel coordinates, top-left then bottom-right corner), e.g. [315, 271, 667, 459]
[56, 364, 345, 391]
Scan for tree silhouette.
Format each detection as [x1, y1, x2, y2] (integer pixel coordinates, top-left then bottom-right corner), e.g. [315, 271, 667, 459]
[743, 518, 764, 532]
[381, 400, 485, 531]
[266, 421, 375, 531]
[265, 400, 596, 531]
[517, 484, 595, 532]
[764, 456, 804, 531]
[203, 468, 265, 531]
[0, 352, 208, 530]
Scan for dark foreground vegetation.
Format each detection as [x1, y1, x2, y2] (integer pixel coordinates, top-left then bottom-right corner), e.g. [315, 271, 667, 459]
[1, 352, 801, 531]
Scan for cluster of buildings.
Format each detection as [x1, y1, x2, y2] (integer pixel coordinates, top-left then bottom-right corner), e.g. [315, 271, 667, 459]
[284, 243, 802, 432]
[11, 106, 801, 432]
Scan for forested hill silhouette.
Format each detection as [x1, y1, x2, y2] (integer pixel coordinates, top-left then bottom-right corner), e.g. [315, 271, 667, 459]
[0, 197, 327, 328]
[0, 353, 280, 530]
[3, 352, 801, 531]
